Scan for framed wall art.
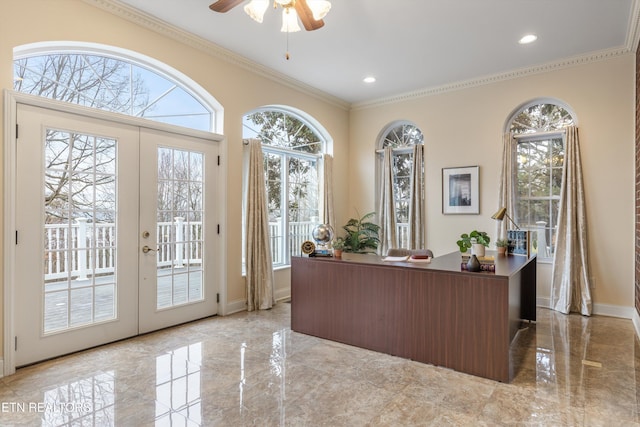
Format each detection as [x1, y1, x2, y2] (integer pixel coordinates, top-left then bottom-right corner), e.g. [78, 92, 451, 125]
[442, 166, 479, 214]
[507, 229, 531, 257]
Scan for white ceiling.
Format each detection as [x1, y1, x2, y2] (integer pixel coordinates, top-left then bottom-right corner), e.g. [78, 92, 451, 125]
[116, 0, 636, 105]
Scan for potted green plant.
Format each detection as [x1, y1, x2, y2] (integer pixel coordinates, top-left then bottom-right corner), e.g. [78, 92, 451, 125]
[456, 230, 490, 257]
[341, 211, 380, 253]
[495, 238, 508, 256]
[332, 236, 346, 258]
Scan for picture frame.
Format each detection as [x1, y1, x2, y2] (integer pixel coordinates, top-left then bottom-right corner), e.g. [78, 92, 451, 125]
[507, 230, 531, 257]
[442, 166, 479, 214]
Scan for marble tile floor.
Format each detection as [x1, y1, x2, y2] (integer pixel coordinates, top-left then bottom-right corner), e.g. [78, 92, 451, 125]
[1, 303, 640, 426]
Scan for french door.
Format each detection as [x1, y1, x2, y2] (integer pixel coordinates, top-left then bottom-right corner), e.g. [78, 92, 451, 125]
[138, 128, 220, 333]
[13, 103, 219, 367]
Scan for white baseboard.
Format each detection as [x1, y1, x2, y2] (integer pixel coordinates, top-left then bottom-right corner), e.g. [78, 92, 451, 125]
[0, 359, 3, 378]
[592, 303, 636, 319]
[223, 291, 290, 316]
[275, 288, 291, 303]
[224, 298, 247, 316]
[537, 297, 551, 309]
[537, 297, 635, 319]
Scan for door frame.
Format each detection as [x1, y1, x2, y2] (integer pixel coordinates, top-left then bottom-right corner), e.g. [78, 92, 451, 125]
[3, 90, 228, 376]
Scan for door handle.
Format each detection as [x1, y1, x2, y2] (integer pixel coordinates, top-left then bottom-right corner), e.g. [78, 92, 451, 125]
[142, 245, 157, 254]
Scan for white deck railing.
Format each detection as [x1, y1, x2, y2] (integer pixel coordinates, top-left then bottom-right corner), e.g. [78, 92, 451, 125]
[44, 218, 202, 281]
[267, 221, 318, 264]
[46, 220, 413, 279]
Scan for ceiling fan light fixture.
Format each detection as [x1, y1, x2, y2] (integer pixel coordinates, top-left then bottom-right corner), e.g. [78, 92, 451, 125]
[307, 0, 331, 20]
[244, 0, 269, 23]
[281, 7, 301, 32]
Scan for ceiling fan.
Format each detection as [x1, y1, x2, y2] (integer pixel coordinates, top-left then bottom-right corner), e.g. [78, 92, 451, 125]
[209, 0, 329, 32]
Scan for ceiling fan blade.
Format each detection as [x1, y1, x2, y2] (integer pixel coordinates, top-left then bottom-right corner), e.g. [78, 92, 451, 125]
[209, 0, 245, 13]
[295, 0, 325, 31]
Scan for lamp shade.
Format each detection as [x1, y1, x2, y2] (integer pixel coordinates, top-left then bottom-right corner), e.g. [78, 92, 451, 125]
[491, 207, 507, 221]
[281, 7, 301, 32]
[244, 0, 269, 23]
[491, 207, 520, 229]
[307, 0, 332, 20]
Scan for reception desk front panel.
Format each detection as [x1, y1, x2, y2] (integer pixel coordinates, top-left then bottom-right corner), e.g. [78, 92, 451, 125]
[291, 251, 536, 382]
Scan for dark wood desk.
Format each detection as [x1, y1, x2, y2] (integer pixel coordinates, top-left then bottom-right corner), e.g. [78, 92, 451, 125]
[291, 251, 536, 382]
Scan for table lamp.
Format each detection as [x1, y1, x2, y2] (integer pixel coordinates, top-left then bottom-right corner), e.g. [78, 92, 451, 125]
[491, 207, 520, 229]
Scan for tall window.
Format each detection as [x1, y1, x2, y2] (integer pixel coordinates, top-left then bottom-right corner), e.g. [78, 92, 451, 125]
[376, 122, 424, 248]
[509, 102, 575, 259]
[13, 45, 219, 132]
[243, 108, 325, 267]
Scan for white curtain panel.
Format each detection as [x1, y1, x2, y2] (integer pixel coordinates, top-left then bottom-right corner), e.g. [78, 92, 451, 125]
[244, 139, 275, 311]
[551, 126, 592, 316]
[496, 132, 517, 241]
[322, 153, 335, 230]
[378, 146, 397, 255]
[408, 144, 425, 249]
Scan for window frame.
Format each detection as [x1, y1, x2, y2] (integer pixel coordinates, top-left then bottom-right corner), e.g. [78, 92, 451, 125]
[242, 107, 328, 269]
[506, 100, 576, 262]
[512, 131, 565, 261]
[375, 121, 424, 248]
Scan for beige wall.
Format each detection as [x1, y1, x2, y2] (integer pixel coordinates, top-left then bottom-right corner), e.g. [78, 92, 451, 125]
[350, 54, 636, 312]
[0, 0, 635, 365]
[0, 0, 350, 359]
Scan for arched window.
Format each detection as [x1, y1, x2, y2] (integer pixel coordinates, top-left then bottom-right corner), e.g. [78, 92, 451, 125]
[507, 101, 575, 259]
[13, 43, 221, 132]
[376, 122, 424, 248]
[243, 107, 327, 267]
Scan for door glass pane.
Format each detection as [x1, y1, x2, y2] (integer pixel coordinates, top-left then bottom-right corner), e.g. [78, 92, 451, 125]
[156, 148, 205, 309]
[43, 130, 117, 333]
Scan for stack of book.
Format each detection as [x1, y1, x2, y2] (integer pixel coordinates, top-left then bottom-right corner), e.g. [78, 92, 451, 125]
[460, 254, 496, 272]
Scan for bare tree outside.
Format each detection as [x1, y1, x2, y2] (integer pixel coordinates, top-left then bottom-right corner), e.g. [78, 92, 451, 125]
[15, 51, 214, 330]
[14, 54, 149, 114]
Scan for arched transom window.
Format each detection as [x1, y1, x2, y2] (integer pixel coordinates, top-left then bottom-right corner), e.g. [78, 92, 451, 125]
[13, 46, 219, 132]
[510, 103, 574, 135]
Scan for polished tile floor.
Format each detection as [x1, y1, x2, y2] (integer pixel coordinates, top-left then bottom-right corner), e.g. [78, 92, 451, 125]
[1, 303, 639, 426]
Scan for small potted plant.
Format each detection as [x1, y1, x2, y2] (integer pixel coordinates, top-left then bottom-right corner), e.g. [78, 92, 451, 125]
[495, 238, 509, 256]
[456, 230, 490, 257]
[332, 236, 345, 258]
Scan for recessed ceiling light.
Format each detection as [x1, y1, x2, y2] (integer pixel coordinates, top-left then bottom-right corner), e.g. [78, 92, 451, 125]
[519, 34, 538, 44]
[363, 76, 376, 84]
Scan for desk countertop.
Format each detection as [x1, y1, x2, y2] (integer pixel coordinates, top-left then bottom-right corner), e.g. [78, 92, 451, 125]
[303, 250, 534, 278]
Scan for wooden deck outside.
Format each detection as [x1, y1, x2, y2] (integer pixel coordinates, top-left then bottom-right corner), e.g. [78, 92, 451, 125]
[43, 268, 203, 332]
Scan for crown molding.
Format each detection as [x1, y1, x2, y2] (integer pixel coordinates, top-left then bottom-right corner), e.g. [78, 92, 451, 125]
[85, 0, 639, 113]
[82, 0, 350, 111]
[351, 47, 633, 111]
[626, 0, 640, 52]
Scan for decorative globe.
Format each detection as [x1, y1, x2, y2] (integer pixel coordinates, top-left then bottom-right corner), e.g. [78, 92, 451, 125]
[311, 224, 334, 245]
